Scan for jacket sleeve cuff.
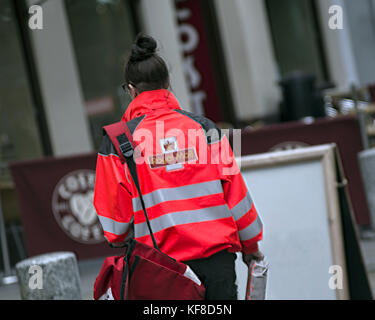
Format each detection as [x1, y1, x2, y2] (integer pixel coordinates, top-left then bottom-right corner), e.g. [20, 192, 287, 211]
[242, 242, 259, 255]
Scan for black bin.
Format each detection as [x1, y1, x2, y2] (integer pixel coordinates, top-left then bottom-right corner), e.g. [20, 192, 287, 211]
[279, 71, 326, 122]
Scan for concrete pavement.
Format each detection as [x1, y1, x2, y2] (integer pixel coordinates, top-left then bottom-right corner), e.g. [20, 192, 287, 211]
[0, 239, 375, 300]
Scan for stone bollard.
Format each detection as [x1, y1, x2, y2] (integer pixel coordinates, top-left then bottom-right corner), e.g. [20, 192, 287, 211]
[15, 252, 82, 300]
[358, 149, 375, 230]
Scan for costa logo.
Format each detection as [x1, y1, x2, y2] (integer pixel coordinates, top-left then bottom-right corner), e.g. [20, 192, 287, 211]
[52, 169, 104, 244]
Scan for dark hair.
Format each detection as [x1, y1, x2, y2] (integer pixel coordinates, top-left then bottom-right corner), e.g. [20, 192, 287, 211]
[124, 34, 170, 93]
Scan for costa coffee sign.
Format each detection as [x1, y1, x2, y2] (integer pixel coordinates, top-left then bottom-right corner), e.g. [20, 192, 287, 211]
[175, 0, 222, 122]
[52, 169, 104, 244]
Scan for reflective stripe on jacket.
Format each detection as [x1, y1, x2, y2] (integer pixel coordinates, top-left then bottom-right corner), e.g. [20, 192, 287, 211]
[93, 89, 263, 261]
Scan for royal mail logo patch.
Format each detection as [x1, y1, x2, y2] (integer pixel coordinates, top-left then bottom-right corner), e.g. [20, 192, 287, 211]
[149, 137, 197, 170]
[149, 148, 197, 169]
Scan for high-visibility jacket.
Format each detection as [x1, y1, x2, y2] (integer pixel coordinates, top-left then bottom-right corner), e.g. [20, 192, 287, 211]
[94, 89, 263, 262]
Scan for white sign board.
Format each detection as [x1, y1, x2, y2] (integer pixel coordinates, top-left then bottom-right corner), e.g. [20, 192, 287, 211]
[235, 145, 349, 300]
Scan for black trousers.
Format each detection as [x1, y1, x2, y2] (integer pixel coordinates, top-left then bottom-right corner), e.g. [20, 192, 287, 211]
[184, 250, 238, 300]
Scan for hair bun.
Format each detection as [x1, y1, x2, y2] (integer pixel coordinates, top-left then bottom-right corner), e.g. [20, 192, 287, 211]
[130, 34, 157, 62]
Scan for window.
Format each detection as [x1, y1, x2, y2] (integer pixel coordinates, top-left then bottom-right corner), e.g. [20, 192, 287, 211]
[0, 0, 44, 183]
[266, 0, 329, 83]
[64, 0, 137, 150]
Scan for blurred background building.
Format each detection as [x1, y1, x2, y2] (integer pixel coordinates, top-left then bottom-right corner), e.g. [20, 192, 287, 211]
[1, 0, 375, 286]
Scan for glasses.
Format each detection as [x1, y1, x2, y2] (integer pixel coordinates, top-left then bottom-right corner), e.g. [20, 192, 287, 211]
[121, 83, 137, 95]
[121, 83, 128, 95]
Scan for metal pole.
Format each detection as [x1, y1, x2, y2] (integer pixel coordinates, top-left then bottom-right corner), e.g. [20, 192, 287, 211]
[0, 190, 18, 286]
[352, 84, 370, 150]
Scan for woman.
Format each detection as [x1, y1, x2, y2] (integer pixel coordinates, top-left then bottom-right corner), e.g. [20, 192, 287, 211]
[94, 34, 264, 300]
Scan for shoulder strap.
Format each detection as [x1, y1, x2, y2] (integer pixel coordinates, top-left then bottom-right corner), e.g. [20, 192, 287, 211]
[103, 122, 135, 164]
[103, 122, 159, 250]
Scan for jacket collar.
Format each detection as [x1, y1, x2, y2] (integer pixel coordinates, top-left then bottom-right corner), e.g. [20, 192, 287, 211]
[122, 89, 181, 122]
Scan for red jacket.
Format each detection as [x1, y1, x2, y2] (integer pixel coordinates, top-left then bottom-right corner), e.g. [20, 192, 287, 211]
[94, 89, 262, 262]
